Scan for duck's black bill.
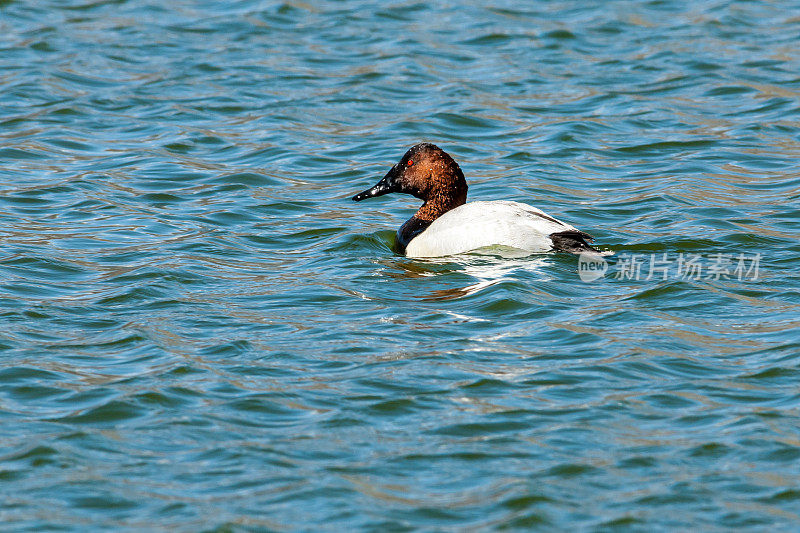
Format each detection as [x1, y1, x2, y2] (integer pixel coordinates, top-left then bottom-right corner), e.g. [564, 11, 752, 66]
[352, 168, 397, 202]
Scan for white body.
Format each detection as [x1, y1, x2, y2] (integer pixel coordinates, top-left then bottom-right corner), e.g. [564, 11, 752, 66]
[404, 200, 581, 258]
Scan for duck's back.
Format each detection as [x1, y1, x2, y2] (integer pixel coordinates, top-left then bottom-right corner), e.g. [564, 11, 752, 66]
[404, 200, 585, 258]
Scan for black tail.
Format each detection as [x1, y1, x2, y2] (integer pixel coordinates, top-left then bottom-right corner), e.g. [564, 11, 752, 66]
[549, 230, 598, 253]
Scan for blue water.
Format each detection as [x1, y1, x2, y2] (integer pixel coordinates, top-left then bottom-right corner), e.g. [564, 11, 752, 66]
[2, 0, 800, 530]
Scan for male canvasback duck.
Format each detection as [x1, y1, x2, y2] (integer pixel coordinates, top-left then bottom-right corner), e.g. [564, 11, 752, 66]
[352, 143, 598, 258]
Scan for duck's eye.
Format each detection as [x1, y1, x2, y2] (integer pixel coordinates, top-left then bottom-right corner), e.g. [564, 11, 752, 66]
[407, 159, 413, 166]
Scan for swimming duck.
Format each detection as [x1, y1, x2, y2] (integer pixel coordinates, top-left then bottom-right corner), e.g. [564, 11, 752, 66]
[352, 143, 597, 258]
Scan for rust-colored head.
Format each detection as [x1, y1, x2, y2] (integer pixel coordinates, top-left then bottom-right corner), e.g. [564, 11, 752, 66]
[352, 143, 468, 221]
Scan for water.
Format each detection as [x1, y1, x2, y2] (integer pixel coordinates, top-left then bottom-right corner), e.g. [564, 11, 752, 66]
[2, 0, 800, 530]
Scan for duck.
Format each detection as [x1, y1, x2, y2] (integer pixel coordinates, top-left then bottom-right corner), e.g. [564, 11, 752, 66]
[352, 143, 598, 258]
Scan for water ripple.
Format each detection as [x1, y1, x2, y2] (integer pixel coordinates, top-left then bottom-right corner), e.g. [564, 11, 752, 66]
[1, 0, 800, 530]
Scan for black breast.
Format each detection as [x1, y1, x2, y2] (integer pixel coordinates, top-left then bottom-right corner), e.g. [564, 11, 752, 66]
[395, 216, 432, 254]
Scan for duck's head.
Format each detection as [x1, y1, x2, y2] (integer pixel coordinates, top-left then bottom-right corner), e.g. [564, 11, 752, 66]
[352, 143, 468, 210]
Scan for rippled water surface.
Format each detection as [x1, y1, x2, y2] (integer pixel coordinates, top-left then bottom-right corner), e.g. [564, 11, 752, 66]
[2, 0, 800, 530]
